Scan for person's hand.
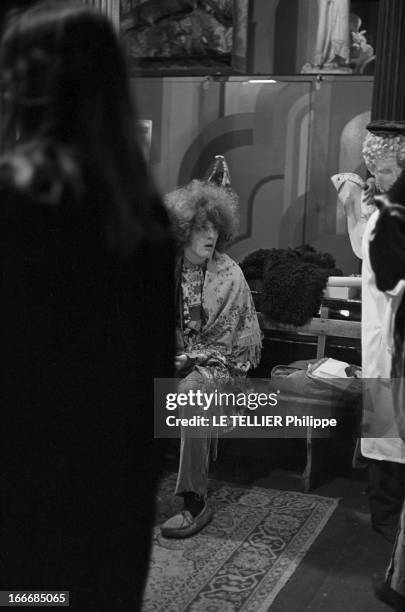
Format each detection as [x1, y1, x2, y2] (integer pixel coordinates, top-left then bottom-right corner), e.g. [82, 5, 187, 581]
[175, 354, 189, 372]
[363, 177, 376, 206]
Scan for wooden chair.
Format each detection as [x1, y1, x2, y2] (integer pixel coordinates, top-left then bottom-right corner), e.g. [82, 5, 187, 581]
[252, 278, 362, 491]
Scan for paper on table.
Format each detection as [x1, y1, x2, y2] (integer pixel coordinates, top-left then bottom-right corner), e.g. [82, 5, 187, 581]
[311, 358, 350, 378]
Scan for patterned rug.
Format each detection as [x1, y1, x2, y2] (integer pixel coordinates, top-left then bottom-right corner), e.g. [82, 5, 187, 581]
[142, 474, 338, 612]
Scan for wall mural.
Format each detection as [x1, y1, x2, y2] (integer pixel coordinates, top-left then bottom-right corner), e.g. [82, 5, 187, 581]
[134, 76, 373, 273]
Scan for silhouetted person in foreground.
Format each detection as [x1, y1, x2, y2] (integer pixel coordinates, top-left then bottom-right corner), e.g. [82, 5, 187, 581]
[0, 2, 174, 609]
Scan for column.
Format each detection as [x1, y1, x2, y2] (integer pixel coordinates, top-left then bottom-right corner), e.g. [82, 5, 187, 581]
[371, 0, 405, 120]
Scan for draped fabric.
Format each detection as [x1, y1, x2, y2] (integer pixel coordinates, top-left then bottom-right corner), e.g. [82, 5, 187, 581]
[314, 0, 350, 67]
[176, 251, 262, 388]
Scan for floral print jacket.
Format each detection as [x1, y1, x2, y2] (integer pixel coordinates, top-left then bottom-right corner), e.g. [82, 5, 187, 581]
[176, 251, 262, 388]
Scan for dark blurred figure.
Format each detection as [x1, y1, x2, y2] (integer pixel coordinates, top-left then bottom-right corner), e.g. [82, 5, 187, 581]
[0, 2, 174, 610]
[370, 171, 405, 610]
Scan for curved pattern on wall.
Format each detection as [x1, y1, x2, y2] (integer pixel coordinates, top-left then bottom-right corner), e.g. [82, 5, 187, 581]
[177, 114, 255, 185]
[339, 111, 370, 175]
[177, 84, 313, 260]
[231, 174, 284, 245]
[335, 111, 371, 235]
[178, 130, 254, 185]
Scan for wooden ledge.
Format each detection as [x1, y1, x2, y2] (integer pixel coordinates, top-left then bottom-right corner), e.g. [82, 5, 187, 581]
[258, 312, 361, 340]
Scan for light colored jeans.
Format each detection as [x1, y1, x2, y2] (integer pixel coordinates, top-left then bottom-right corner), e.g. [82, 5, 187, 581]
[174, 370, 213, 499]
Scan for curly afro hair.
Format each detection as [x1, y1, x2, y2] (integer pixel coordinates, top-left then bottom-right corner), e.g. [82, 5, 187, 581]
[164, 179, 239, 252]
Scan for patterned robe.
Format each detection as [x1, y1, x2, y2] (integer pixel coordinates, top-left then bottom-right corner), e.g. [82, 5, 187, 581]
[176, 251, 262, 390]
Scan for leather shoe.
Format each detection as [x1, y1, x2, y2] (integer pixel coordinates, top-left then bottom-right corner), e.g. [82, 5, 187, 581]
[160, 504, 213, 539]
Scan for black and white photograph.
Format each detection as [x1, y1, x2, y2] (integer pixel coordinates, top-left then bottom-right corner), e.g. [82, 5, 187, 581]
[0, 0, 405, 611]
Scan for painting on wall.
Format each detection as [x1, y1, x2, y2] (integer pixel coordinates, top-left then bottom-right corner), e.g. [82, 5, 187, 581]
[120, 0, 250, 74]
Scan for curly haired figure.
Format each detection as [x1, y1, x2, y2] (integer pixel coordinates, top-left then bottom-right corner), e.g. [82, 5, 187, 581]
[161, 179, 262, 538]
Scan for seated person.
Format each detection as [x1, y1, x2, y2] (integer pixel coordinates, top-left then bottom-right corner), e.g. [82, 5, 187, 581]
[161, 179, 262, 538]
